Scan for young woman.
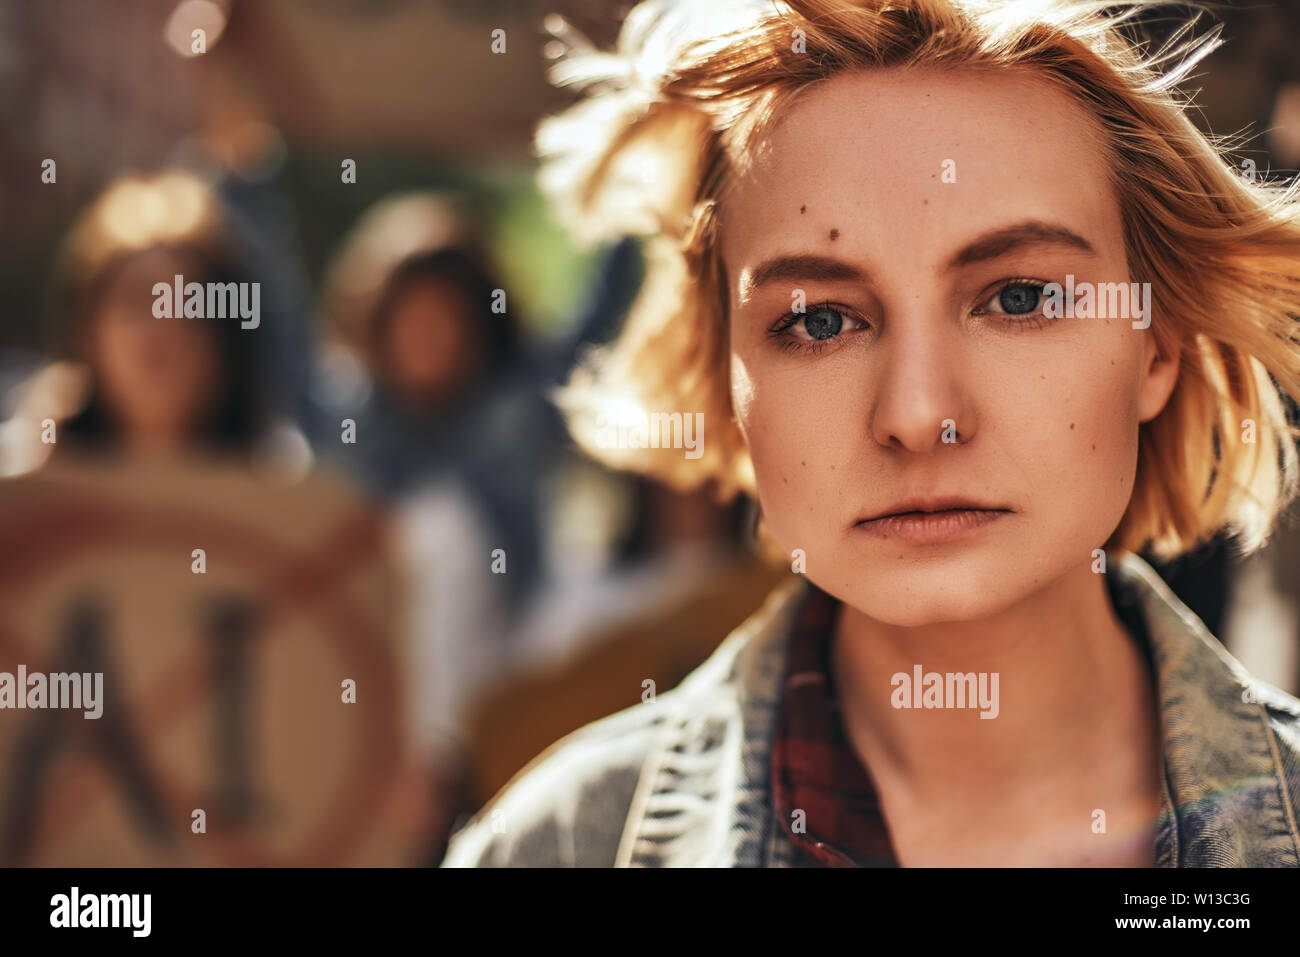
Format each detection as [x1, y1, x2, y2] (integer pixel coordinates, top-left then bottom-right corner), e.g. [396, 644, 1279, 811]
[443, 0, 1300, 867]
[24, 171, 269, 467]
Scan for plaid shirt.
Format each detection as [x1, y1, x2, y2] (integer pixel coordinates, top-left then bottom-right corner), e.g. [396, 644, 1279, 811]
[770, 583, 899, 867]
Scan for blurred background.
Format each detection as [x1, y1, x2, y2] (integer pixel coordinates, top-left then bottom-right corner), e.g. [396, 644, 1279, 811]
[0, 0, 1297, 866]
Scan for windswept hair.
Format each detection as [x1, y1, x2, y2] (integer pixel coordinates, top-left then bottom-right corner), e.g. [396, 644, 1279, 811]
[539, 0, 1300, 560]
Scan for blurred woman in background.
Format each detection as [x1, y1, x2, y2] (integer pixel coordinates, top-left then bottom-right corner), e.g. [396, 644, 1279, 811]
[318, 194, 571, 853]
[5, 170, 270, 471]
[0, 170, 444, 866]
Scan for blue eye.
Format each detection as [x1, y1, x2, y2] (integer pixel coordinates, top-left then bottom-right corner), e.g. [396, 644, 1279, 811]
[977, 278, 1055, 327]
[999, 283, 1040, 314]
[767, 302, 869, 355]
[773, 303, 862, 340]
[801, 305, 844, 340]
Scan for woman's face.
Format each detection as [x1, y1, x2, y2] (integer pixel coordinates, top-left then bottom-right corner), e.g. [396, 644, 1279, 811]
[88, 249, 223, 448]
[379, 277, 485, 412]
[722, 67, 1180, 626]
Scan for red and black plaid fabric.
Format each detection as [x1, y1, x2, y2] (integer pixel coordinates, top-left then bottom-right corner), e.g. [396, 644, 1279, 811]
[771, 582, 900, 867]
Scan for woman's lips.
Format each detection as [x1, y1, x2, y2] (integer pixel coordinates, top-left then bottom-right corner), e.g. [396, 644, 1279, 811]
[854, 508, 1011, 545]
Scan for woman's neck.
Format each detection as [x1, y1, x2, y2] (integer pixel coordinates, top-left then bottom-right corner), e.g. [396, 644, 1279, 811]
[830, 557, 1164, 863]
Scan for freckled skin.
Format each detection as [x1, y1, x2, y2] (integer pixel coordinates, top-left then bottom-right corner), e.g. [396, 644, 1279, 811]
[721, 67, 1180, 627]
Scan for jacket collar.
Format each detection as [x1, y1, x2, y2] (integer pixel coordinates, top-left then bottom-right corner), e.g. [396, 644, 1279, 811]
[1119, 554, 1300, 866]
[616, 552, 1300, 866]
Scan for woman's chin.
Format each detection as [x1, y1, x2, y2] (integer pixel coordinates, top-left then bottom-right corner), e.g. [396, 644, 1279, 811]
[817, 563, 1034, 628]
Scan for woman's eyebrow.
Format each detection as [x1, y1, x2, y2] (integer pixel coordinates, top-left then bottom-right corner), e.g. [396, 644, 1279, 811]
[738, 221, 1096, 302]
[738, 254, 867, 301]
[946, 221, 1096, 270]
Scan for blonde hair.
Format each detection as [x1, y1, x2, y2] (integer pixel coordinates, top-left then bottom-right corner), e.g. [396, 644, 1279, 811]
[50, 169, 233, 349]
[540, 0, 1300, 559]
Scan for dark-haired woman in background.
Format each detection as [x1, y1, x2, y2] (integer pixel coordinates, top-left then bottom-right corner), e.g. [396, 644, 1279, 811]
[9, 171, 272, 470]
[315, 193, 580, 860]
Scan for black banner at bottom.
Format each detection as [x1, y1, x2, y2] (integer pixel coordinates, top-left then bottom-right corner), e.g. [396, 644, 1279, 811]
[0, 865, 1285, 943]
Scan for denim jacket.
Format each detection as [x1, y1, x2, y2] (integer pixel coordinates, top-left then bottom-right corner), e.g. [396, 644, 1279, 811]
[441, 552, 1300, 867]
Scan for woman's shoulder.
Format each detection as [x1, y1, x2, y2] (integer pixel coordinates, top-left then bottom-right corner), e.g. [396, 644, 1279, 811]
[440, 695, 668, 867]
[1115, 553, 1300, 860]
[440, 574, 808, 867]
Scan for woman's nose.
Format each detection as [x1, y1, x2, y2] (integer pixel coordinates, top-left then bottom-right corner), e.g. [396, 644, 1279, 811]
[869, 312, 977, 452]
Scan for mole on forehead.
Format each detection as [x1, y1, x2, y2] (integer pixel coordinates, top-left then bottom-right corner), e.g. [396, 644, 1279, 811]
[731, 120, 1113, 244]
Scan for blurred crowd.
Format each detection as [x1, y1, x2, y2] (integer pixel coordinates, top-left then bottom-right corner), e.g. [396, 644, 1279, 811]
[0, 163, 791, 865]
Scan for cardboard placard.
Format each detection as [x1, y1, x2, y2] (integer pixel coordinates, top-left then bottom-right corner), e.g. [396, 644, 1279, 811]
[0, 455, 428, 866]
